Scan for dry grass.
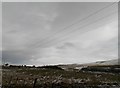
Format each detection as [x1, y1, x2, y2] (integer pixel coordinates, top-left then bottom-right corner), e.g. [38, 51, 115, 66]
[2, 65, 120, 88]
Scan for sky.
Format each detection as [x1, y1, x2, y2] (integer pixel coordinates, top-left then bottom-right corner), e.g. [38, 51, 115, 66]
[2, 2, 118, 65]
[0, 2, 1, 65]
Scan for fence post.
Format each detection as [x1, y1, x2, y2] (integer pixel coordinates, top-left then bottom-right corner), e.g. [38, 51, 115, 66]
[7, 76, 12, 88]
[33, 78, 37, 88]
[15, 77, 18, 85]
[23, 79, 26, 88]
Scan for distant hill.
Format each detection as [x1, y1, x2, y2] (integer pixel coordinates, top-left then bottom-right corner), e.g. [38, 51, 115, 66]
[82, 59, 118, 66]
[58, 59, 119, 70]
[96, 59, 118, 65]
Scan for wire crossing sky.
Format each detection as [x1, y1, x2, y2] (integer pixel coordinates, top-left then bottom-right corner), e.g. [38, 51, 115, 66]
[30, 2, 117, 48]
[2, 2, 118, 65]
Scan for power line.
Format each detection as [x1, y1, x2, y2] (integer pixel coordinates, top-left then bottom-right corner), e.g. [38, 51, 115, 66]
[29, 2, 117, 48]
[33, 11, 117, 49]
[33, 11, 117, 48]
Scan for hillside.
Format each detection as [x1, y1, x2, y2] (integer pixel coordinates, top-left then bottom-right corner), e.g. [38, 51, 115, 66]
[58, 59, 118, 70]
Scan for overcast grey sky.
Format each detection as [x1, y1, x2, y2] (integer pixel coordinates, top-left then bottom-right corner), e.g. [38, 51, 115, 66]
[2, 2, 118, 65]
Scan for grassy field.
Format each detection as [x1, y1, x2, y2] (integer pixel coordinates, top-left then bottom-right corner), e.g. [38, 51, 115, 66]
[2, 65, 120, 88]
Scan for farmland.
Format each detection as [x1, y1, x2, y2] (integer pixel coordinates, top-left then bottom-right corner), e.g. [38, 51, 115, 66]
[2, 65, 120, 88]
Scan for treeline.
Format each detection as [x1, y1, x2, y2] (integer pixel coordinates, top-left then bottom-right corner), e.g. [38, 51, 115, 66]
[2, 64, 63, 70]
[38, 65, 63, 70]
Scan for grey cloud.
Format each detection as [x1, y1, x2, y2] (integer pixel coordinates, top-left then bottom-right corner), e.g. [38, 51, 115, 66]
[2, 2, 118, 65]
[56, 42, 75, 49]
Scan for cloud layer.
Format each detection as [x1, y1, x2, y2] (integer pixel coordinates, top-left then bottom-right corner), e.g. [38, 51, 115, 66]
[2, 2, 118, 65]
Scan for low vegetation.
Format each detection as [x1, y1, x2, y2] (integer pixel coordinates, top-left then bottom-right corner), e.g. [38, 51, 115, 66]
[2, 65, 120, 88]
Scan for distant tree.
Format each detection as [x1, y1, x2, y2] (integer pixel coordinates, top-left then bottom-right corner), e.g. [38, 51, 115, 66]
[32, 65, 35, 68]
[24, 65, 26, 67]
[5, 63, 9, 66]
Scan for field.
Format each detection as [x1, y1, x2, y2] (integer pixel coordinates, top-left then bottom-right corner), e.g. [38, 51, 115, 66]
[2, 65, 120, 88]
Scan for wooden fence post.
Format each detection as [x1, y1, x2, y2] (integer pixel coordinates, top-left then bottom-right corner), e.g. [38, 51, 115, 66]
[7, 76, 12, 88]
[23, 79, 26, 88]
[15, 77, 18, 85]
[33, 78, 37, 88]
